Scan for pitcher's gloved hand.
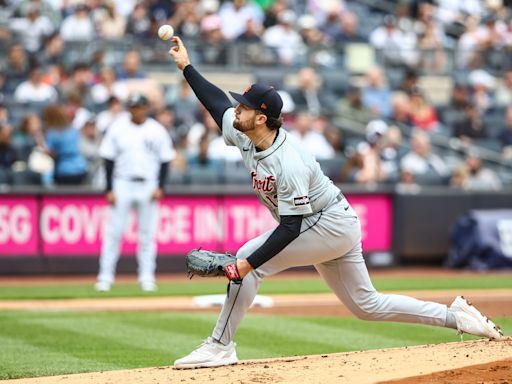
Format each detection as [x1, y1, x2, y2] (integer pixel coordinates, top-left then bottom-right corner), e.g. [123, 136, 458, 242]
[186, 249, 242, 283]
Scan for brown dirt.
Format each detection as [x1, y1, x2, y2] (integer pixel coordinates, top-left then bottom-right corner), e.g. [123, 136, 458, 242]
[5, 339, 512, 384]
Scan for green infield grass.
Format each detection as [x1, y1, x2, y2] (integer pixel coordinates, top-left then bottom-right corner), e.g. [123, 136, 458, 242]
[1, 310, 510, 380]
[1, 275, 512, 300]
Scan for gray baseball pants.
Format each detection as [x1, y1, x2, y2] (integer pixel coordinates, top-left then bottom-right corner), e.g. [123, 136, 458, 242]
[212, 200, 448, 345]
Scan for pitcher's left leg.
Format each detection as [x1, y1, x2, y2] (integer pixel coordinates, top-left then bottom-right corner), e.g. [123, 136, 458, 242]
[315, 243, 448, 327]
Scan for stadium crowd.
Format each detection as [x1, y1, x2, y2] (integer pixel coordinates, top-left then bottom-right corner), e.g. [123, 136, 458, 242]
[0, 0, 512, 191]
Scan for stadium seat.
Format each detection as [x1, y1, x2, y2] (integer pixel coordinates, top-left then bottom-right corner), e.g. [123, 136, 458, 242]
[186, 167, 221, 185]
[0, 168, 11, 185]
[318, 155, 346, 182]
[11, 170, 41, 186]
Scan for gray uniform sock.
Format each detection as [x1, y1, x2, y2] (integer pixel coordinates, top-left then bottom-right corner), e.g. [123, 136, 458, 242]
[445, 310, 458, 329]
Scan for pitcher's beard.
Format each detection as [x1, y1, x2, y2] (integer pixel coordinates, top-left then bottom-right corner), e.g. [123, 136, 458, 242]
[233, 118, 253, 132]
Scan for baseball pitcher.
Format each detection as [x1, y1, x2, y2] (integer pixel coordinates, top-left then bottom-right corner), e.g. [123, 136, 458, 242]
[168, 37, 503, 369]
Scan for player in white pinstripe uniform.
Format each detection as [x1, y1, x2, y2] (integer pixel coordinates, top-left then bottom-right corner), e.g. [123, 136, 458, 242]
[95, 93, 175, 292]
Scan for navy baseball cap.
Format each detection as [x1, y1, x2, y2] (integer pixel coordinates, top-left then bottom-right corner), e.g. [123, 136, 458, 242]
[229, 84, 283, 119]
[126, 92, 149, 108]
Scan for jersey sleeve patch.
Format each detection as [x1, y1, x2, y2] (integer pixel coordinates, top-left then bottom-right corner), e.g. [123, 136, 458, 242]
[293, 196, 310, 206]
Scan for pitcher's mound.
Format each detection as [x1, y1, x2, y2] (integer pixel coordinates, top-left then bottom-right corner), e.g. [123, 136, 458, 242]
[8, 338, 512, 384]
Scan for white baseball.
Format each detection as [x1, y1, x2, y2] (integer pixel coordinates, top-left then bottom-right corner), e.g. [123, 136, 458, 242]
[158, 24, 174, 40]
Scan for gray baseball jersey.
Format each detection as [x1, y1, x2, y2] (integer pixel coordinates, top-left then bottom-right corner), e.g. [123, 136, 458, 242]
[222, 108, 340, 222]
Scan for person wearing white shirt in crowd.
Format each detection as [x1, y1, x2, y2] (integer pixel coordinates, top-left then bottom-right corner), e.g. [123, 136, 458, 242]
[400, 130, 449, 180]
[9, 5, 54, 53]
[369, 15, 418, 68]
[287, 112, 335, 160]
[14, 66, 58, 103]
[96, 96, 129, 134]
[262, 10, 305, 66]
[218, 0, 263, 40]
[60, 4, 95, 42]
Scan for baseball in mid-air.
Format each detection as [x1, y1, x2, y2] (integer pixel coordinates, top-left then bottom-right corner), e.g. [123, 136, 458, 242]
[158, 24, 174, 40]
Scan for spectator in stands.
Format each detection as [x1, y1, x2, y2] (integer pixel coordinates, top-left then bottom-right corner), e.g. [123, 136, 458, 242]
[9, 4, 54, 54]
[288, 67, 330, 117]
[456, 16, 480, 69]
[3, 44, 30, 93]
[218, 0, 264, 41]
[362, 66, 392, 118]
[390, 92, 412, 127]
[96, 96, 128, 134]
[66, 90, 93, 131]
[498, 105, 512, 159]
[333, 11, 366, 43]
[60, 4, 95, 42]
[380, 125, 404, 182]
[334, 84, 374, 126]
[187, 132, 223, 176]
[79, 116, 104, 188]
[369, 15, 418, 68]
[262, 10, 305, 66]
[495, 69, 512, 106]
[416, 15, 447, 73]
[464, 151, 502, 191]
[14, 65, 58, 104]
[0, 123, 18, 171]
[236, 17, 264, 43]
[0, 103, 7, 126]
[14, 0, 61, 28]
[12, 113, 44, 161]
[408, 86, 440, 132]
[42, 104, 87, 185]
[396, 169, 421, 194]
[59, 62, 93, 100]
[475, 13, 508, 68]
[187, 108, 223, 156]
[116, 51, 146, 80]
[438, 83, 469, 128]
[199, 11, 228, 65]
[400, 130, 450, 184]
[298, 14, 328, 47]
[90, 66, 128, 105]
[399, 69, 419, 94]
[340, 139, 385, 185]
[450, 165, 469, 190]
[452, 103, 488, 143]
[126, 2, 152, 39]
[468, 69, 495, 114]
[165, 78, 200, 128]
[315, 2, 343, 41]
[307, 0, 345, 27]
[287, 111, 335, 160]
[94, 0, 126, 39]
[40, 33, 65, 67]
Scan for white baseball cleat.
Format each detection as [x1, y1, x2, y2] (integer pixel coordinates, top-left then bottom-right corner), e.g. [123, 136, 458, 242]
[174, 337, 238, 369]
[449, 296, 504, 340]
[140, 282, 157, 292]
[94, 281, 111, 292]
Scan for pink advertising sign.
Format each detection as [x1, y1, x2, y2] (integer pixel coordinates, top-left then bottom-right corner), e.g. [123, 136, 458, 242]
[347, 194, 392, 251]
[0, 196, 38, 256]
[40, 196, 224, 256]
[28, 193, 392, 257]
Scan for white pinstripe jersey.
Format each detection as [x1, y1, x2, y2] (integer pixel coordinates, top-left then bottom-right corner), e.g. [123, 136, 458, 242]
[222, 108, 340, 222]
